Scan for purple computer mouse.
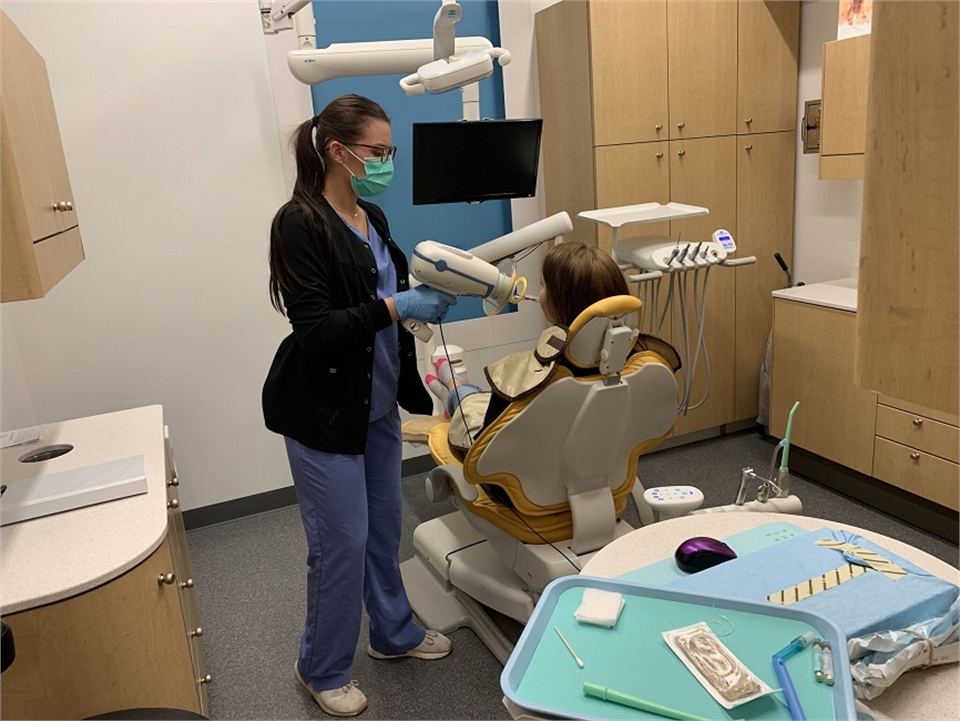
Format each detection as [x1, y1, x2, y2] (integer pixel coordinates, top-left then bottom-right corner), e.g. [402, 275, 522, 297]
[675, 536, 738, 573]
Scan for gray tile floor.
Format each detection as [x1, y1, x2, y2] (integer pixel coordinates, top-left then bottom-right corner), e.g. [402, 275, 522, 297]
[186, 430, 958, 719]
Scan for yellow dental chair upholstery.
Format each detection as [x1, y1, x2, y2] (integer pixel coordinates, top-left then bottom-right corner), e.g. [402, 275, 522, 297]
[399, 296, 680, 663]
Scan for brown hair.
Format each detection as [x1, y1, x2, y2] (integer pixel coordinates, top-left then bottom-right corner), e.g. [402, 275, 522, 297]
[268, 94, 390, 315]
[541, 242, 629, 326]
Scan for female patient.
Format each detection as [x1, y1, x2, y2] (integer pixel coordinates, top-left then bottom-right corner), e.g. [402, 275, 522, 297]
[425, 241, 676, 455]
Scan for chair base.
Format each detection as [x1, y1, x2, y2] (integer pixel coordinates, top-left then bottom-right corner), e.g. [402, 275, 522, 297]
[401, 512, 523, 665]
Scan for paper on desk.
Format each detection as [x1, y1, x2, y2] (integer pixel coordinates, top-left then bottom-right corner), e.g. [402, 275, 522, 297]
[0, 426, 42, 449]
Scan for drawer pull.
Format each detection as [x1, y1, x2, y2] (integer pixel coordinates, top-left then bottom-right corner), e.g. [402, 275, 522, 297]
[910, 452, 921, 461]
[199, 674, 213, 685]
[167, 477, 180, 487]
[158, 572, 176, 586]
[180, 578, 194, 589]
[191, 627, 204, 638]
[167, 498, 179, 509]
[912, 418, 923, 427]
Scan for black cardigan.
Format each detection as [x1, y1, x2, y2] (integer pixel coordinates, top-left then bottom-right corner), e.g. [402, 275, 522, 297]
[262, 200, 432, 453]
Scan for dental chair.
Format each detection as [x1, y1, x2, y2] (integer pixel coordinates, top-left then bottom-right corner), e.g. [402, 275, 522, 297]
[399, 296, 680, 663]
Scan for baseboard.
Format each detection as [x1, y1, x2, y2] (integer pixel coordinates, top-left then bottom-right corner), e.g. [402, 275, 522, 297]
[790, 447, 959, 544]
[183, 455, 440, 530]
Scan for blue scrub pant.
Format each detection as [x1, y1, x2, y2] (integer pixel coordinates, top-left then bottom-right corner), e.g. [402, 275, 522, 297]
[284, 406, 425, 692]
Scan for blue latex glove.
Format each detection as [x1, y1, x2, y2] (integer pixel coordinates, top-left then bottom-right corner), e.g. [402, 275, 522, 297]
[392, 286, 457, 323]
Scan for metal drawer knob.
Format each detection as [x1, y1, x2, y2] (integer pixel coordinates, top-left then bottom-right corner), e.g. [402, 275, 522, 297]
[51, 201, 74, 212]
[677, 122, 685, 129]
[199, 674, 213, 685]
[158, 572, 176, 586]
[167, 477, 179, 487]
[745, 118, 753, 125]
[677, 150, 686, 157]
[656, 152, 663, 159]
[910, 452, 921, 461]
[912, 418, 923, 427]
[167, 498, 179, 509]
[655, 124, 663, 131]
[191, 627, 204, 638]
[180, 578, 194, 589]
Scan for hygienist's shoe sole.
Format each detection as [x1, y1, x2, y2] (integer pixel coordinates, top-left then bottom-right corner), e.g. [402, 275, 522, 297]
[294, 662, 368, 717]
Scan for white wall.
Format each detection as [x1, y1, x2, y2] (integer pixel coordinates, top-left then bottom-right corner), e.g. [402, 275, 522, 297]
[1, 1, 293, 510]
[1, 0, 865, 512]
[793, 0, 864, 284]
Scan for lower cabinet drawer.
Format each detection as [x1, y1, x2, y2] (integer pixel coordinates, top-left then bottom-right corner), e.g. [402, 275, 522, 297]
[876, 404, 959, 463]
[873, 437, 960, 511]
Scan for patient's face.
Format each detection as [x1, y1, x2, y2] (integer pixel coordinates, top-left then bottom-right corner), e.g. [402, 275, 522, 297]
[539, 283, 557, 325]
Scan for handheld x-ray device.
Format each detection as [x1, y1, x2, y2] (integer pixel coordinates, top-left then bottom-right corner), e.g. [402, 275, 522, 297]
[402, 212, 574, 341]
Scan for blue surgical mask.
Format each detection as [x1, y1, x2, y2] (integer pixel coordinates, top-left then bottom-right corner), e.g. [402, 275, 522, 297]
[345, 147, 394, 197]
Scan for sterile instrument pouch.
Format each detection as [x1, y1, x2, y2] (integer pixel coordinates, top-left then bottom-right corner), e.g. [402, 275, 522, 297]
[662, 622, 777, 709]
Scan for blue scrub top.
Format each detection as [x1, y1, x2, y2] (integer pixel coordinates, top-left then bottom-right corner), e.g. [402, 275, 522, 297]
[345, 217, 400, 421]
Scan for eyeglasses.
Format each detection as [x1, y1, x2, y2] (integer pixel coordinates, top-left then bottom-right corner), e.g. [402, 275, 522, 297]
[348, 143, 398, 163]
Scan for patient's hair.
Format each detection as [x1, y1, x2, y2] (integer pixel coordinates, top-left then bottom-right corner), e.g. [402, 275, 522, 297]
[541, 242, 629, 327]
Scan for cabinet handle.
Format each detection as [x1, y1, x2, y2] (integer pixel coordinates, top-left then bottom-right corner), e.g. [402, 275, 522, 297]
[158, 572, 177, 585]
[51, 201, 74, 212]
[180, 578, 194, 589]
[655, 124, 663, 131]
[744, 144, 753, 151]
[167, 498, 180, 509]
[656, 152, 663, 159]
[191, 627, 204, 638]
[912, 418, 923, 427]
[198, 674, 213, 685]
[677, 150, 686, 157]
[910, 452, 921, 461]
[677, 122, 685, 130]
[744, 118, 753, 125]
[167, 477, 179, 487]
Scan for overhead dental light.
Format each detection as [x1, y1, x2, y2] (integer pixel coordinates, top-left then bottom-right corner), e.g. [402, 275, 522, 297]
[259, 0, 511, 119]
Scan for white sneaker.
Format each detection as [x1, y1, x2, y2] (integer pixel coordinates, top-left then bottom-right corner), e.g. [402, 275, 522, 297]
[294, 662, 368, 717]
[367, 630, 452, 660]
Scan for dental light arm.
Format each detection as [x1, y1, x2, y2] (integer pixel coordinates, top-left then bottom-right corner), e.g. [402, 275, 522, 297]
[403, 212, 574, 341]
[259, 0, 510, 117]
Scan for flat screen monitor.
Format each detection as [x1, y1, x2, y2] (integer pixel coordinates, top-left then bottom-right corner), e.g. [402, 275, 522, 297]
[412, 119, 543, 205]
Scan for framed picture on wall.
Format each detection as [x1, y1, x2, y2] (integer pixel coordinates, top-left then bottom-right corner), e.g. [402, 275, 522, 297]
[838, 0, 872, 39]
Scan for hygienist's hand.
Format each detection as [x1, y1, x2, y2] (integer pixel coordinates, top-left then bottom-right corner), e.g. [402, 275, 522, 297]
[391, 286, 457, 323]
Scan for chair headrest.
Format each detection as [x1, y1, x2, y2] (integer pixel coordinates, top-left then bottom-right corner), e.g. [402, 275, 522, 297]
[564, 295, 641, 370]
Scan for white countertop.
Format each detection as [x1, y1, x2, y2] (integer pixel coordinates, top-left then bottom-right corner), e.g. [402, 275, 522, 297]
[772, 276, 859, 312]
[1, 406, 168, 614]
[583, 513, 960, 721]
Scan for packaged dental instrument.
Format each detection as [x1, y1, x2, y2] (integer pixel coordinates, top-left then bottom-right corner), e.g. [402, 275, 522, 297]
[574, 588, 625, 628]
[662, 622, 777, 709]
[848, 597, 959, 700]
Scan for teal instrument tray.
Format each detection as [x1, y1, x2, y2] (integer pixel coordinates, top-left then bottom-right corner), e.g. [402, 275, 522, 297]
[501, 575, 856, 721]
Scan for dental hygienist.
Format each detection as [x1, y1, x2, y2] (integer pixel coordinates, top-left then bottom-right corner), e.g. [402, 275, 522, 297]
[262, 94, 456, 717]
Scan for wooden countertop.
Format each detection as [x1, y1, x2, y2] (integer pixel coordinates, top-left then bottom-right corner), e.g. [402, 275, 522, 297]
[1, 406, 168, 614]
[772, 276, 858, 313]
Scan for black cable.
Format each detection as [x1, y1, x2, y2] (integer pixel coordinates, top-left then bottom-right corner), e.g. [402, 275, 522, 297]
[437, 319, 478, 445]
[506, 506, 582, 574]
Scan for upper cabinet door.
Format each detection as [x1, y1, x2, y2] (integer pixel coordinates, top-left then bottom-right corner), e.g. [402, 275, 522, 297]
[1, 12, 60, 241]
[737, 1, 800, 135]
[590, 0, 668, 146]
[667, 0, 738, 140]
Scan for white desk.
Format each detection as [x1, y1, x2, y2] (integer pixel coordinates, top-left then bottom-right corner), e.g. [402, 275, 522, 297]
[581, 513, 959, 721]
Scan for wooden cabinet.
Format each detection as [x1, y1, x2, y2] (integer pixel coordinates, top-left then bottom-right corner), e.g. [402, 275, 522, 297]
[537, 0, 799, 435]
[738, 0, 801, 135]
[855, 1, 959, 416]
[770, 299, 877, 475]
[0, 429, 208, 719]
[0, 10, 84, 302]
[735, 132, 796, 420]
[771, 298, 959, 513]
[819, 34, 870, 179]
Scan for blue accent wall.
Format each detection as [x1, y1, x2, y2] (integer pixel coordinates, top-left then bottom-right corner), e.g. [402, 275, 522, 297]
[310, 0, 510, 322]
